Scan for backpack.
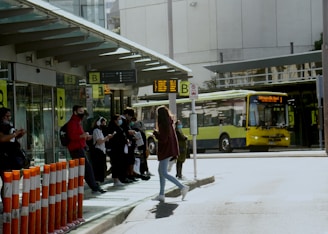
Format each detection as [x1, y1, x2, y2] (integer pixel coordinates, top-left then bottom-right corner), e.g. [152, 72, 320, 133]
[59, 122, 69, 146]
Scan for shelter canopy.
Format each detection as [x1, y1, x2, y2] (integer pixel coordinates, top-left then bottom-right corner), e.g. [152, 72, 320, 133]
[204, 51, 321, 73]
[0, 0, 191, 87]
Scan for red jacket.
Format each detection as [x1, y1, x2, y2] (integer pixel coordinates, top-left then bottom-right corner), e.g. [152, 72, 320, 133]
[67, 114, 86, 151]
[154, 119, 179, 161]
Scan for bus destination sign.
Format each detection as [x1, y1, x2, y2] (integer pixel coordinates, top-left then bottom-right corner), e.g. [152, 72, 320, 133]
[153, 79, 178, 93]
[87, 70, 137, 84]
[257, 95, 283, 103]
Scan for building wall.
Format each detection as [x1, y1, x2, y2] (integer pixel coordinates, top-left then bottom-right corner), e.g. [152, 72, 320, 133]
[45, 0, 106, 28]
[119, 0, 323, 89]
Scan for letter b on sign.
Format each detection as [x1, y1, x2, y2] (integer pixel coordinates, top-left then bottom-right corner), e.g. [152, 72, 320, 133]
[179, 81, 190, 97]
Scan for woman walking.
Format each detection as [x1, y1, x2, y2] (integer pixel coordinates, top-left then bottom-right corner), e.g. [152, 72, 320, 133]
[152, 106, 189, 202]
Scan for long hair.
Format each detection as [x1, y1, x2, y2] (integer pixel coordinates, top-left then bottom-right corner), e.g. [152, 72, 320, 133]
[0, 107, 10, 123]
[156, 105, 174, 134]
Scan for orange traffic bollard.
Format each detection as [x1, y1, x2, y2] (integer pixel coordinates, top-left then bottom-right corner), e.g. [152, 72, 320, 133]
[78, 158, 85, 222]
[20, 169, 30, 234]
[67, 160, 75, 228]
[48, 163, 56, 233]
[29, 167, 37, 234]
[35, 166, 41, 234]
[41, 164, 50, 234]
[73, 159, 79, 224]
[11, 170, 20, 234]
[55, 162, 62, 232]
[3, 171, 13, 234]
[61, 161, 70, 232]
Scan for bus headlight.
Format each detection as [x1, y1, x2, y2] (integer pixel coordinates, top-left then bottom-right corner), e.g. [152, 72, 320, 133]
[251, 136, 259, 140]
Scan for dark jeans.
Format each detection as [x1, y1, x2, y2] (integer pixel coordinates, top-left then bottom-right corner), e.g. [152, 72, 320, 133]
[69, 148, 98, 190]
[91, 148, 107, 183]
[110, 153, 126, 181]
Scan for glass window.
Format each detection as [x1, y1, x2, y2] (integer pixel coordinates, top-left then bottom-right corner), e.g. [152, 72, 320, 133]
[178, 103, 191, 128]
[140, 106, 156, 130]
[16, 83, 55, 164]
[201, 101, 219, 127]
[248, 95, 287, 127]
[218, 101, 233, 125]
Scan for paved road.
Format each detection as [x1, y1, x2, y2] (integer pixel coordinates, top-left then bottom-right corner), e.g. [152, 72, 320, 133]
[106, 153, 328, 234]
[0, 150, 326, 234]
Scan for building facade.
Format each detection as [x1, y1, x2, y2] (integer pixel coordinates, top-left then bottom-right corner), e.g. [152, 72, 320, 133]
[44, 0, 107, 28]
[119, 0, 324, 147]
[119, 0, 322, 89]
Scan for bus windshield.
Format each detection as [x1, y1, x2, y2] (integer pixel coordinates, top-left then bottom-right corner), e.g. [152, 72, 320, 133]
[249, 95, 287, 127]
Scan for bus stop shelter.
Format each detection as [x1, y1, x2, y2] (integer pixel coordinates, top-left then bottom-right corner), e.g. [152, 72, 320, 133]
[0, 0, 192, 89]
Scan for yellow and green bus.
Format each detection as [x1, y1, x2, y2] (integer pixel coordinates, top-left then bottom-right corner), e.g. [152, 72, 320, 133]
[133, 90, 290, 154]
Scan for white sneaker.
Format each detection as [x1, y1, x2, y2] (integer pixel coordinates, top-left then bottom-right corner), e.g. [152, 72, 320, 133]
[177, 175, 187, 181]
[167, 158, 176, 172]
[152, 194, 165, 202]
[114, 181, 125, 187]
[181, 186, 189, 200]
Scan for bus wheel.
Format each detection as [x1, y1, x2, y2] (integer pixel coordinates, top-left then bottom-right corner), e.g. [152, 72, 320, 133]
[148, 138, 156, 155]
[219, 134, 232, 153]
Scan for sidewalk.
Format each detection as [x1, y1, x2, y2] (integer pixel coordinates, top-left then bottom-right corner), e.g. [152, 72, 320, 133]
[1, 150, 325, 233]
[69, 167, 215, 234]
[0, 159, 215, 234]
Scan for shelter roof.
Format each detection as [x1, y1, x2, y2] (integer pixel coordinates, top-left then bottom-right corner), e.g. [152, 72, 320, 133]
[0, 0, 192, 87]
[204, 50, 321, 73]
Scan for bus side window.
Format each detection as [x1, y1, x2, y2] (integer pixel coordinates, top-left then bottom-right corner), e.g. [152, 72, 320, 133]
[238, 114, 246, 127]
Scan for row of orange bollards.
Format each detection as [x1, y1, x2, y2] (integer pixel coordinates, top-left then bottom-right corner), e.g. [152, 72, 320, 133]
[2, 158, 85, 234]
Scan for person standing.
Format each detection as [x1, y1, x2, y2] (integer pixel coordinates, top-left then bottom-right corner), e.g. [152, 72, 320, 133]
[105, 114, 127, 186]
[132, 120, 152, 177]
[0, 107, 27, 201]
[67, 105, 106, 194]
[91, 116, 113, 183]
[120, 108, 137, 182]
[152, 106, 189, 202]
[175, 120, 188, 179]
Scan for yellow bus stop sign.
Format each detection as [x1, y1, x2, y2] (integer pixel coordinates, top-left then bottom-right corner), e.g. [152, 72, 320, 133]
[179, 81, 190, 96]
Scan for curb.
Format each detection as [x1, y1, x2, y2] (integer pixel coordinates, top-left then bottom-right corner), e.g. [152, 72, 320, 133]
[69, 175, 215, 234]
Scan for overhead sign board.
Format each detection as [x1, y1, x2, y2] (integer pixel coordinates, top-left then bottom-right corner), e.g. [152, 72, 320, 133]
[87, 70, 137, 84]
[153, 79, 178, 93]
[57, 73, 79, 85]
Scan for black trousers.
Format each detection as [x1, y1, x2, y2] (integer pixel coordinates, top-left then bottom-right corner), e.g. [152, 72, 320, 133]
[69, 148, 98, 190]
[91, 148, 107, 183]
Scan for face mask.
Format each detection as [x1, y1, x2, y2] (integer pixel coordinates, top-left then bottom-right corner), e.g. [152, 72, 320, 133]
[118, 119, 123, 126]
[130, 121, 135, 127]
[177, 124, 183, 129]
[77, 113, 85, 119]
[3, 119, 10, 124]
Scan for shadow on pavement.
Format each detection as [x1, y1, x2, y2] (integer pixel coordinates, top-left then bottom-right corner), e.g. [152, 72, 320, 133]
[149, 202, 179, 219]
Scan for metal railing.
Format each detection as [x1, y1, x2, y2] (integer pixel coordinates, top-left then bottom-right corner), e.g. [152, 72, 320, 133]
[215, 66, 322, 89]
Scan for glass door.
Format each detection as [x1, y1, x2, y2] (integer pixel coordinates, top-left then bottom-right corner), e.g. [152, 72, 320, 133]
[16, 83, 55, 165]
